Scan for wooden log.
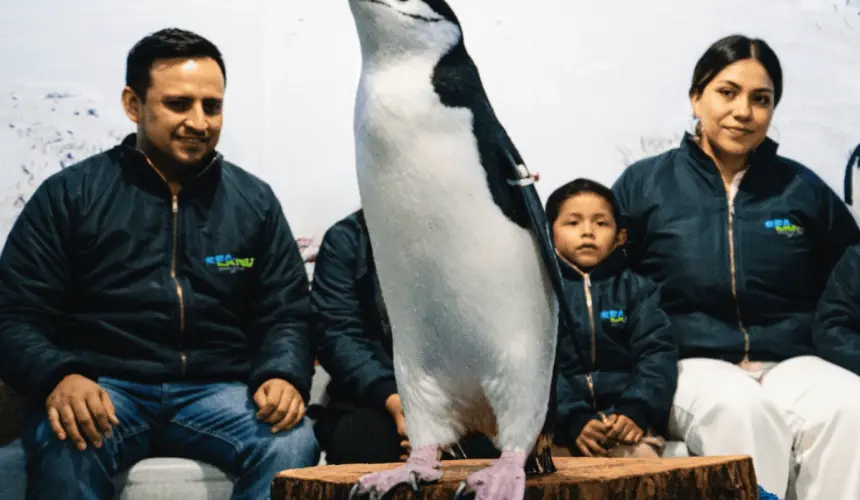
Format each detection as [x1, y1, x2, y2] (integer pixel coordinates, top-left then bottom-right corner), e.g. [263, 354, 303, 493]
[272, 455, 758, 500]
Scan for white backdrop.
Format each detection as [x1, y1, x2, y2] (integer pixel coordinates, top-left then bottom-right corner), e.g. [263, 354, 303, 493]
[1, 0, 859, 245]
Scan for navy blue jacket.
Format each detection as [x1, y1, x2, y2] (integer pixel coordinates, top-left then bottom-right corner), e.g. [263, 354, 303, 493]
[813, 243, 860, 376]
[554, 249, 678, 446]
[0, 134, 314, 403]
[612, 133, 860, 363]
[310, 211, 398, 413]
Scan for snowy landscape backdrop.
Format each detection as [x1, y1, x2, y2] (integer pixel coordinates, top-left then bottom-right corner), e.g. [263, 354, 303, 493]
[1, 0, 859, 244]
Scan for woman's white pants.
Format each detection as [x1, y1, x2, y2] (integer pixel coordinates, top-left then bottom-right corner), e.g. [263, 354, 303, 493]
[669, 356, 860, 499]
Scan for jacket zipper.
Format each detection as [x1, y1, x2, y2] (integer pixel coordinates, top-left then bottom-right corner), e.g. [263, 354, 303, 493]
[725, 172, 751, 365]
[171, 193, 187, 376]
[140, 153, 219, 377]
[556, 250, 600, 412]
[582, 274, 599, 412]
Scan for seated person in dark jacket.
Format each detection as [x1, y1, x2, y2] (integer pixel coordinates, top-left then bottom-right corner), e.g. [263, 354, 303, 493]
[546, 179, 678, 458]
[310, 209, 500, 464]
[813, 243, 860, 377]
[0, 29, 317, 500]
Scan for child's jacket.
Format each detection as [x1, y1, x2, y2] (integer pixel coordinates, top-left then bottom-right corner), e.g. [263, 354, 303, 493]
[554, 248, 678, 445]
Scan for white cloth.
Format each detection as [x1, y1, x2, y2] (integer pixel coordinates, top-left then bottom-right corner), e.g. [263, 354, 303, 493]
[669, 356, 860, 500]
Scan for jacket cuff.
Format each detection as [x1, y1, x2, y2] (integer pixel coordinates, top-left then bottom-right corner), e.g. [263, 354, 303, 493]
[33, 360, 98, 404]
[566, 413, 598, 446]
[365, 378, 398, 411]
[611, 404, 651, 433]
[249, 369, 311, 404]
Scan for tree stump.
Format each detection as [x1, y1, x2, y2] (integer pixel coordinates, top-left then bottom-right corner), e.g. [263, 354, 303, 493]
[272, 455, 758, 500]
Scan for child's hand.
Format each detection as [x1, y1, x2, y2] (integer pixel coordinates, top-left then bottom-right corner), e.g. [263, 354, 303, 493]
[605, 414, 644, 444]
[575, 419, 609, 457]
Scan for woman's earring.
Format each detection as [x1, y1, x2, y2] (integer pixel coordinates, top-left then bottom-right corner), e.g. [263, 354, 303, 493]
[688, 116, 701, 136]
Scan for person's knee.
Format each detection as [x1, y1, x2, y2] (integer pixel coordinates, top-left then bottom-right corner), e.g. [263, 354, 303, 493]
[820, 398, 860, 438]
[22, 415, 115, 495]
[705, 390, 781, 425]
[22, 411, 94, 463]
[693, 390, 792, 450]
[248, 417, 320, 470]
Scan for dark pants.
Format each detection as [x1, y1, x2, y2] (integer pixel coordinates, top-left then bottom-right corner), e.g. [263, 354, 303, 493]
[21, 377, 320, 500]
[314, 406, 500, 464]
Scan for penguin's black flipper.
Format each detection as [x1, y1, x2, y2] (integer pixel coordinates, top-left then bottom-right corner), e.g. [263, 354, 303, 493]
[431, 39, 588, 470]
[432, 42, 584, 362]
[843, 142, 860, 205]
[498, 142, 584, 478]
[494, 142, 587, 373]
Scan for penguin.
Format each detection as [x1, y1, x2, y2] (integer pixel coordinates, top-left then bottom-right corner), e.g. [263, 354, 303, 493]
[345, 0, 585, 498]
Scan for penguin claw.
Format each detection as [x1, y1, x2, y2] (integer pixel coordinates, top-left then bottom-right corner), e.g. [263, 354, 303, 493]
[348, 460, 442, 498]
[452, 480, 471, 499]
[408, 471, 420, 492]
[348, 482, 363, 500]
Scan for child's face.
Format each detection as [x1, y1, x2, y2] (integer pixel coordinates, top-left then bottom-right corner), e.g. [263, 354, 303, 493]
[552, 192, 627, 270]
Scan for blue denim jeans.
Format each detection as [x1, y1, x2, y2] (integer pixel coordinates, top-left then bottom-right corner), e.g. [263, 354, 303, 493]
[21, 377, 319, 500]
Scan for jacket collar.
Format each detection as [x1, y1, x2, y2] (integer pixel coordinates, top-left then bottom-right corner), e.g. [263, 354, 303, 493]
[557, 246, 628, 282]
[678, 132, 780, 178]
[116, 133, 224, 198]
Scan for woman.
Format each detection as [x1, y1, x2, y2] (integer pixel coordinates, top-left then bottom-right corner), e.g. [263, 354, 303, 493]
[309, 209, 499, 464]
[611, 34, 860, 499]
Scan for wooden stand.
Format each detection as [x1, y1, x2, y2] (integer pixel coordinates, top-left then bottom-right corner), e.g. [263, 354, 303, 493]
[272, 455, 757, 499]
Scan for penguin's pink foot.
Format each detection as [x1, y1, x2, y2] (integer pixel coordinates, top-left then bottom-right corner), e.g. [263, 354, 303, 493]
[453, 451, 527, 500]
[348, 446, 443, 499]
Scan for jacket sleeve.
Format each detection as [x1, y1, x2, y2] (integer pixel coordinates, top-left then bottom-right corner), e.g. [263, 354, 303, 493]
[611, 165, 646, 266]
[608, 279, 678, 433]
[813, 244, 860, 376]
[813, 181, 860, 290]
[0, 178, 98, 403]
[311, 222, 397, 411]
[553, 334, 600, 447]
[247, 189, 314, 402]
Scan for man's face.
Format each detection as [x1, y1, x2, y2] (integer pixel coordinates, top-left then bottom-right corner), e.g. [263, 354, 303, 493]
[123, 57, 224, 166]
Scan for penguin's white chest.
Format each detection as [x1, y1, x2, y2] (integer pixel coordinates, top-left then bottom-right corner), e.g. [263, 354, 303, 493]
[353, 62, 491, 221]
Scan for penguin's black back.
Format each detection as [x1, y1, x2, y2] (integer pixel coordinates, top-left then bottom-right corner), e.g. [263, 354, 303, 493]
[431, 41, 530, 229]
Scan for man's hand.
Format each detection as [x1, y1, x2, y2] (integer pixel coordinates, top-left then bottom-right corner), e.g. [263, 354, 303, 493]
[575, 418, 610, 457]
[45, 374, 119, 451]
[253, 378, 305, 433]
[385, 393, 410, 461]
[605, 414, 644, 445]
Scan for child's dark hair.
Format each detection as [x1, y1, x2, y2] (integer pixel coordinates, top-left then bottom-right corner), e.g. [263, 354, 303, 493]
[545, 178, 622, 228]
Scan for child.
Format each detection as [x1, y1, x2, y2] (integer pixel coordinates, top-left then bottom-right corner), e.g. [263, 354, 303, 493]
[546, 178, 678, 458]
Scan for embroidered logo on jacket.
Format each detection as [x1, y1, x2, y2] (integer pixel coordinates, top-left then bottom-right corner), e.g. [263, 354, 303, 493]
[764, 218, 804, 238]
[600, 309, 627, 325]
[205, 253, 255, 273]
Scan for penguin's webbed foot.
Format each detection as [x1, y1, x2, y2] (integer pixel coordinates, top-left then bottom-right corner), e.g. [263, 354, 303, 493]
[453, 450, 526, 500]
[348, 446, 443, 499]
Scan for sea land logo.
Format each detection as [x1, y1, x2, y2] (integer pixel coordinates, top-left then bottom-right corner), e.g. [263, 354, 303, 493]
[205, 253, 255, 273]
[600, 309, 626, 326]
[764, 218, 804, 238]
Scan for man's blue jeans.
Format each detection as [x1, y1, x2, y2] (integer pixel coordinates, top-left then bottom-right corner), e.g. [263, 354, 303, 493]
[20, 377, 320, 500]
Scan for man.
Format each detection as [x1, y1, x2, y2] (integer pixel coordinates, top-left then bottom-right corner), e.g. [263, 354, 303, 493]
[0, 28, 318, 500]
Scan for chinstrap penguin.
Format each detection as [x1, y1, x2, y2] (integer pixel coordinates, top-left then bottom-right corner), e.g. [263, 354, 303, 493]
[346, 0, 585, 498]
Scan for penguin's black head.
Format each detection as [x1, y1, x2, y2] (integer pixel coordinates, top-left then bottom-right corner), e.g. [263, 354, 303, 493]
[349, 0, 464, 61]
[415, 0, 461, 26]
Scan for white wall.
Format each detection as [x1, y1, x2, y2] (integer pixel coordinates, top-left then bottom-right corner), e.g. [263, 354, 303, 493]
[2, 0, 859, 245]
